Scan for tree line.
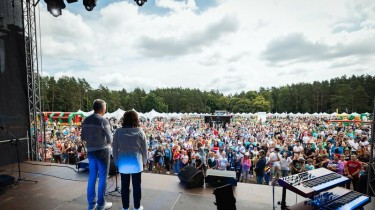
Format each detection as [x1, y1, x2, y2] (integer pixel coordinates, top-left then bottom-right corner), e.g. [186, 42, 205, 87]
[40, 74, 375, 114]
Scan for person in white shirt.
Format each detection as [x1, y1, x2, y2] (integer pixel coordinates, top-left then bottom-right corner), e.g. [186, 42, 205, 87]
[359, 136, 369, 147]
[269, 147, 282, 180]
[280, 152, 292, 177]
[293, 140, 304, 155]
[238, 142, 246, 156]
[218, 152, 229, 170]
[348, 137, 359, 154]
[251, 146, 259, 157]
[147, 147, 154, 172]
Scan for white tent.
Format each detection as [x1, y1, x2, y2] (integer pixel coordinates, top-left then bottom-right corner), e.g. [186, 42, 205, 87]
[81, 110, 94, 116]
[350, 112, 360, 116]
[144, 109, 164, 120]
[108, 108, 125, 120]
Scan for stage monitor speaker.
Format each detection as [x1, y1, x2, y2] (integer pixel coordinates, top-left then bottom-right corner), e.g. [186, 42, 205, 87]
[0, 175, 15, 188]
[205, 169, 237, 187]
[213, 184, 236, 210]
[177, 165, 204, 188]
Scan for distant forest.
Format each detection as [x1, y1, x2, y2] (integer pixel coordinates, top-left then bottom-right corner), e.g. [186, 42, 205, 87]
[40, 74, 375, 114]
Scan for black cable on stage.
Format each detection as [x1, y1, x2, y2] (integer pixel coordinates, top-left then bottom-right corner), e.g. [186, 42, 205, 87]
[22, 162, 80, 172]
[2, 170, 88, 182]
[19, 162, 120, 193]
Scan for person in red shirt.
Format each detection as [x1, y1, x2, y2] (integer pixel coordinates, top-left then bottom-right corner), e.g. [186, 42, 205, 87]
[344, 154, 362, 191]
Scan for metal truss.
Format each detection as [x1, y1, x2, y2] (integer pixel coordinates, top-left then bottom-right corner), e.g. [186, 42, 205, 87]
[22, 0, 41, 161]
[368, 99, 375, 196]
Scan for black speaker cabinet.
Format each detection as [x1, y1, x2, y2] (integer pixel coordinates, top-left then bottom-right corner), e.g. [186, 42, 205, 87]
[178, 165, 204, 188]
[213, 184, 236, 210]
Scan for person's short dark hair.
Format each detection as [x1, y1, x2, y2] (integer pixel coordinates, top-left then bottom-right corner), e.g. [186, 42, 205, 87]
[93, 99, 106, 112]
[122, 110, 140, 128]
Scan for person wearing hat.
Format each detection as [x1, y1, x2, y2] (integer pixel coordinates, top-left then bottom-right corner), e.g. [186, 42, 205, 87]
[240, 152, 252, 183]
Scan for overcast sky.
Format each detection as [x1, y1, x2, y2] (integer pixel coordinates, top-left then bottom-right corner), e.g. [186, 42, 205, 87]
[38, 0, 375, 94]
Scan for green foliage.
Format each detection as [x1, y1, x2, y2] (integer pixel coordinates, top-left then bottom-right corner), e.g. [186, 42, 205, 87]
[40, 74, 375, 113]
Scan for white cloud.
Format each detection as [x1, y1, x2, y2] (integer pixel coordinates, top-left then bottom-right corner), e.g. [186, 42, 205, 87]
[38, 0, 375, 94]
[155, 0, 197, 12]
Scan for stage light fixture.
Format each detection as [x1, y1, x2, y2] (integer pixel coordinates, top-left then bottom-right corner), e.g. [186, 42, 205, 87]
[44, 0, 66, 17]
[135, 0, 147, 6]
[83, 0, 97, 11]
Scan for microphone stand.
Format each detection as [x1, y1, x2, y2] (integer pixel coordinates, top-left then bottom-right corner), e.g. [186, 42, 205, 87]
[107, 166, 121, 196]
[0, 127, 37, 183]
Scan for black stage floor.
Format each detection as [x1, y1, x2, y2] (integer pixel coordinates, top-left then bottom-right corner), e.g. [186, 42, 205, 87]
[0, 161, 374, 210]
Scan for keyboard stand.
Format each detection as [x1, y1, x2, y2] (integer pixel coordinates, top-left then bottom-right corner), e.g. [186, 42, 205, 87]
[281, 187, 287, 210]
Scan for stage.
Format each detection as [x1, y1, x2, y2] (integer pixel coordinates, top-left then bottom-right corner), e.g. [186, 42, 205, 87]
[0, 161, 374, 210]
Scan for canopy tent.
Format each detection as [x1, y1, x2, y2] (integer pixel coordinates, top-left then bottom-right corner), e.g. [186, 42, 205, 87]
[144, 109, 164, 120]
[108, 108, 125, 120]
[280, 112, 287, 117]
[81, 110, 94, 116]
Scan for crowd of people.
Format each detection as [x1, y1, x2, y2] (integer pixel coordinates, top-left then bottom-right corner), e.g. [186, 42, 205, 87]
[39, 114, 372, 193]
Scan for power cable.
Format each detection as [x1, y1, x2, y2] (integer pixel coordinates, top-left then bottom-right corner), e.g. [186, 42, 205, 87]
[22, 162, 80, 172]
[2, 169, 87, 182]
[18, 162, 119, 192]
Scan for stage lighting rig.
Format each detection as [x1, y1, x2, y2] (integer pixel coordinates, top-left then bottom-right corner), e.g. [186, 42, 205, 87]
[135, 0, 147, 6]
[44, 0, 66, 17]
[83, 0, 97, 11]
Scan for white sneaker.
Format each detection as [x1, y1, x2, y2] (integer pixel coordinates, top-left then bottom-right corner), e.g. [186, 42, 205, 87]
[135, 205, 144, 210]
[166, 171, 170, 174]
[97, 202, 112, 210]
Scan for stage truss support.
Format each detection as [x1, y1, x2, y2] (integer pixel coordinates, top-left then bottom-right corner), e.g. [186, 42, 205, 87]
[368, 99, 375, 196]
[22, 0, 41, 161]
